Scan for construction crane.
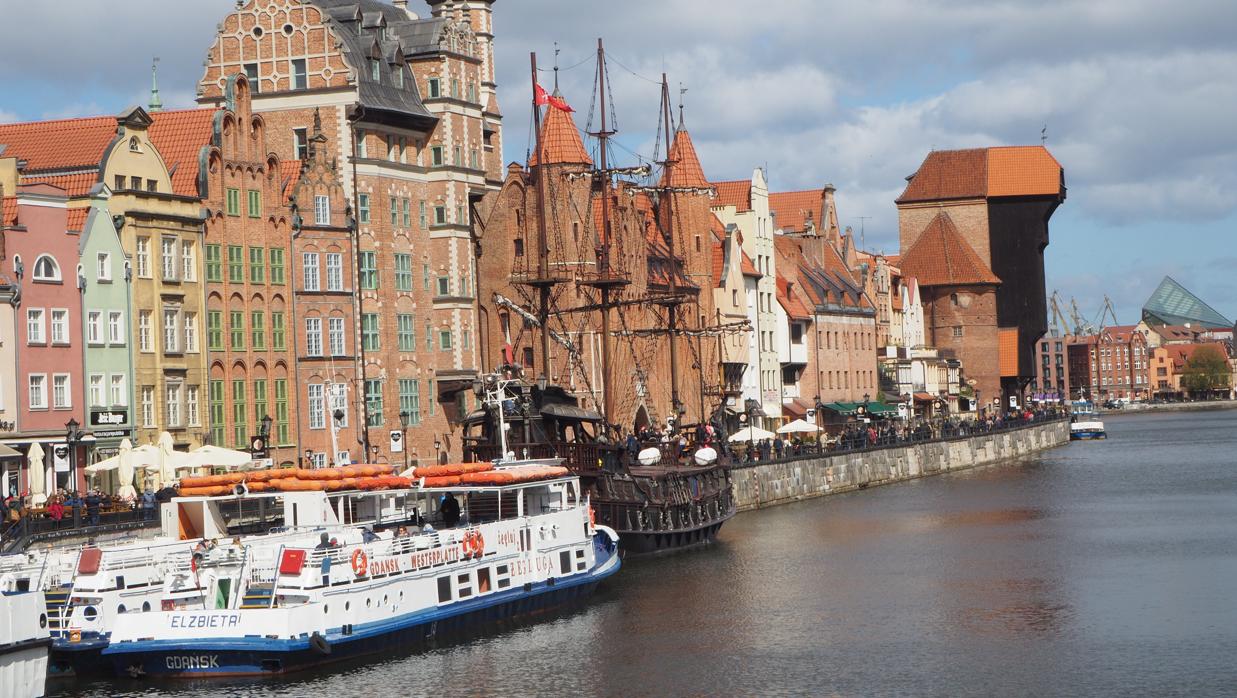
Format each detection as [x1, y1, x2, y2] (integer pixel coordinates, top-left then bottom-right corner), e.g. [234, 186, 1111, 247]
[1049, 291, 1074, 338]
[1069, 296, 1095, 336]
[1095, 295, 1119, 332]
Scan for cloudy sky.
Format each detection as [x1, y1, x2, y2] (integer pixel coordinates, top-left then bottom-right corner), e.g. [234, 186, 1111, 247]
[3, 0, 1235, 326]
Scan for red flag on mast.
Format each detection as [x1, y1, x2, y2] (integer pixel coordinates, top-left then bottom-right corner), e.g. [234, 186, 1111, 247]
[534, 83, 574, 113]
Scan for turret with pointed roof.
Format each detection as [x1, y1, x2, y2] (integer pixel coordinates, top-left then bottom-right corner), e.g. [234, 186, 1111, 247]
[528, 92, 591, 167]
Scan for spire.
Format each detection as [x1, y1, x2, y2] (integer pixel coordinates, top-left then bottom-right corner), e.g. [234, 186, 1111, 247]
[148, 57, 163, 112]
[659, 127, 708, 188]
[528, 98, 591, 167]
[677, 83, 687, 132]
[307, 107, 327, 160]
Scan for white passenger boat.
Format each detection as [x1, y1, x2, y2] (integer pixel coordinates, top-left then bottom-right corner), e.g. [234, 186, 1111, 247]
[100, 466, 619, 677]
[0, 586, 49, 698]
[1069, 400, 1107, 440]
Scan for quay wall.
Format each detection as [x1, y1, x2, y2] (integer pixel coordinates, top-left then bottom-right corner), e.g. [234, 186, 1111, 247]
[729, 420, 1069, 511]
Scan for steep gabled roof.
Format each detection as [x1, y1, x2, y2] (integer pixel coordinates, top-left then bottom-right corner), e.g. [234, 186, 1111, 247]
[660, 128, 708, 188]
[66, 208, 89, 232]
[1, 197, 17, 227]
[528, 102, 591, 167]
[0, 116, 117, 172]
[896, 146, 1063, 204]
[768, 189, 824, 234]
[711, 180, 751, 212]
[776, 273, 812, 320]
[899, 211, 1000, 286]
[149, 108, 217, 198]
[20, 172, 99, 197]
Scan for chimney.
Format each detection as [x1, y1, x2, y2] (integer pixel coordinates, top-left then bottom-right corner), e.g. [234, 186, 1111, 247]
[392, 0, 417, 18]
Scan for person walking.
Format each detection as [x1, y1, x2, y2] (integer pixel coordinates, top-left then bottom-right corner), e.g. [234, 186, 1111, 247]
[140, 488, 157, 522]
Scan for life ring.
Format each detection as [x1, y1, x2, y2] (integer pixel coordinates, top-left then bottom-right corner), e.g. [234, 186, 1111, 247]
[472, 530, 485, 557]
[350, 549, 368, 577]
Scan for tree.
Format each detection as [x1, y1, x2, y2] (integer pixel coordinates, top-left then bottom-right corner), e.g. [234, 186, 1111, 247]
[1180, 345, 1231, 395]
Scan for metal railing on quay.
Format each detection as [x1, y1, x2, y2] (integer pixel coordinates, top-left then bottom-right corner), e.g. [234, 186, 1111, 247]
[0, 508, 161, 555]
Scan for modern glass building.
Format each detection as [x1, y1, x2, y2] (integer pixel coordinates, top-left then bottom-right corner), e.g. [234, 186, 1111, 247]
[1141, 276, 1233, 329]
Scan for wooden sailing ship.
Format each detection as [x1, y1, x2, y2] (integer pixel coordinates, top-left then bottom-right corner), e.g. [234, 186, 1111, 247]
[466, 40, 741, 553]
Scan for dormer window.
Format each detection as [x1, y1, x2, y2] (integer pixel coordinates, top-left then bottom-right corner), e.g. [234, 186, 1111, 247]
[33, 254, 61, 282]
[394, 64, 404, 88]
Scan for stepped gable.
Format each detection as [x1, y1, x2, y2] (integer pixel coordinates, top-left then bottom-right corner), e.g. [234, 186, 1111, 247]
[897, 145, 1063, 203]
[711, 180, 751, 212]
[660, 127, 708, 188]
[528, 98, 591, 167]
[899, 211, 1000, 286]
[768, 189, 823, 233]
[149, 108, 216, 198]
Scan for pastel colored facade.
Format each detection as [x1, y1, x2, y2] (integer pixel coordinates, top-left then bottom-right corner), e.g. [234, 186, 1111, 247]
[0, 278, 16, 494]
[5, 185, 86, 491]
[77, 190, 137, 467]
[712, 169, 779, 422]
[1148, 342, 1231, 398]
[1065, 326, 1149, 401]
[710, 219, 756, 409]
[897, 146, 1065, 410]
[197, 0, 500, 464]
[1031, 329, 1070, 403]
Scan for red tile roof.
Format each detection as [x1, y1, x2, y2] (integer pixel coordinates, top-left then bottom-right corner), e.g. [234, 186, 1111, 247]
[768, 189, 825, 234]
[20, 172, 100, 197]
[711, 180, 751, 212]
[898, 211, 1000, 286]
[1163, 342, 1229, 369]
[896, 146, 1063, 203]
[1, 197, 16, 227]
[65, 208, 89, 232]
[740, 251, 759, 277]
[660, 128, 709, 188]
[528, 102, 591, 167]
[776, 273, 812, 320]
[0, 116, 117, 172]
[712, 241, 725, 288]
[280, 160, 303, 199]
[149, 108, 216, 198]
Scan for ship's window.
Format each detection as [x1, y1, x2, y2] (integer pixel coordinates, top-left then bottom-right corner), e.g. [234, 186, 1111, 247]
[345, 601, 350, 611]
[559, 550, 571, 575]
[323, 605, 329, 614]
[437, 576, 452, 602]
[142, 601, 151, 612]
[84, 606, 98, 621]
[576, 549, 585, 559]
[477, 568, 491, 594]
[383, 594, 389, 606]
[117, 604, 126, 614]
[367, 597, 372, 608]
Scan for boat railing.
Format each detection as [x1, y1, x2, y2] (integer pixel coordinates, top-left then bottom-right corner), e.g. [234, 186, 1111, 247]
[472, 441, 612, 474]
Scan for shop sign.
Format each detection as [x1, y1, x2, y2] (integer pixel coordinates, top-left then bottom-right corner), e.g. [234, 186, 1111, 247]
[52, 443, 71, 472]
[390, 430, 404, 453]
[93, 429, 131, 439]
[0, 420, 14, 432]
[90, 410, 129, 427]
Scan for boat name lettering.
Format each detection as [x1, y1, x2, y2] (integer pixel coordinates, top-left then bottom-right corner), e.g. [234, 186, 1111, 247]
[409, 545, 460, 570]
[496, 530, 519, 547]
[169, 613, 241, 629]
[369, 557, 400, 576]
[166, 654, 220, 669]
[508, 555, 555, 577]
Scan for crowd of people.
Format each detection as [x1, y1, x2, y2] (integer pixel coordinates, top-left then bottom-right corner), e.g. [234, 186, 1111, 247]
[0, 484, 178, 539]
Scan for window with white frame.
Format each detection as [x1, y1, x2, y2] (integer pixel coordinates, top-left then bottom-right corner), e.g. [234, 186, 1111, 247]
[32, 254, 61, 281]
[307, 384, 325, 429]
[186, 385, 200, 426]
[26, 308, 45, 344]
[314, 195, 330, 225]
[141, 386, 155, 427]
[325, 253, 343, 291]
[139, 311, 153, 352]
[87, 311, 103, 344]
[89, 374, 105, 407]
[28, 374, 47, 409]
[161, 237, 178, 280]
[109, 311, 125, 345]
[183, 312, 198, 352]
[163, 308, 180, 353]
[328, 317, 345, 356]
[136, 238, 150, 277]
[305, 317, 323, 356]
[52, 374, 70, 409]
[182, 241, 196, 281]
[97, 252, 112, 281]
[50, 309, 69, 345]
[110, 374, 127, 406]
[330, 383, 348, 427]
[303, 253, 320, 291]
[165, 382, 183, 428]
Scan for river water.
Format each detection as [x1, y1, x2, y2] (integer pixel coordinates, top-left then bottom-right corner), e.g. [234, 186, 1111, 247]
[58, 409, 1237, 697]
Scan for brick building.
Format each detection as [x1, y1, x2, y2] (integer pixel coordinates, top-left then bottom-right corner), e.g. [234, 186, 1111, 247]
[197, 0, 501, 464]
[1031, 328, 1070, 404]
[1065, 325, 1149, 401]
[897, 146, 1065, 411]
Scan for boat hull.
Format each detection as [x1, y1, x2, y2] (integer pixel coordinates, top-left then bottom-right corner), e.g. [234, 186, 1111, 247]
[612, 512, 733, 555]
[1070, 431, 1107, 440]
[102, 535, 620, 679]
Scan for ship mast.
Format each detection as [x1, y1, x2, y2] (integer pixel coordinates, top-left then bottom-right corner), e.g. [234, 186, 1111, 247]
[581, 38, 629, 430]
[657, 74, 683, 418]
[526, 52, 560, 379]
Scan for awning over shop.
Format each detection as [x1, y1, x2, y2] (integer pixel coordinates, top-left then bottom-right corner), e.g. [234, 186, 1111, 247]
[781, 398, 814, 418]
[0, 443, 21, 458]
[913, 392, 936, 403]
[822, 402, 858, 416]
[866, 402, 899, 416]
[821, 401, 898, 417]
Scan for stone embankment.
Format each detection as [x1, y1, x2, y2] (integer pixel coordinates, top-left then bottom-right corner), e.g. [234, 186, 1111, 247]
[729, 420, 1069, 511]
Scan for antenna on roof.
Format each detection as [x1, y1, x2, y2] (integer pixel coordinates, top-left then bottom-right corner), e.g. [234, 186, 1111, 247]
[677, 83, 687, 130]
[149, 57, 163, 112]
[856, 216, 870, 251]
[1041, 124, 1047, 145]
[553, 42, 560, 91]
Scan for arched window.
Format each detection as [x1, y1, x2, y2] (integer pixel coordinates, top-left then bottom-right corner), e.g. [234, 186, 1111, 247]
[129, 136, 141, 152]
[33, 255, 61, 282]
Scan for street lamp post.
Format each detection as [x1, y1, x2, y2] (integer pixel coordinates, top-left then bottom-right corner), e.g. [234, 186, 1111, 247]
[398, 411, 410, 471]
[434, 436, 442, 465]
[303, 448, 313, 469]
[743, 397, 760, 461]
[65, 418, 81, 492]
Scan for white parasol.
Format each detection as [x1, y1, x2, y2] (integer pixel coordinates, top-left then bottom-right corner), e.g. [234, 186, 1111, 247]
[728, 426, 775, 442]
[27, 442, 46, 505]
[117, 438, 137, 500]
[777, 418, 821, 434]
[186, 445, 255, 469]
[157, 431, 177, 487]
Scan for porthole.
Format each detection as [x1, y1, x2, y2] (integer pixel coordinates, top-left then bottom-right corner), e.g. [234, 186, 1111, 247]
[117, 604, 126, 614]
[142, 601, 151, 612]
[383, 594, 388, 606]
[83, 606, 98, 621]
[366, 598, 372, 608]
[345, 601, 350, 611]
[39, 613, 47, 629]
[323, 604, 329, 614]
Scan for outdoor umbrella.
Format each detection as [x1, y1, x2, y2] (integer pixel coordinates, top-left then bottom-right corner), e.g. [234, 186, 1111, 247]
[777, 418, 821, 434]
[27, 442, 46, 505]
[117, 438, 136, 500]
[186, 445, 254, 470]
[157, 431, 177, 487]
[728, 426, 775, 442]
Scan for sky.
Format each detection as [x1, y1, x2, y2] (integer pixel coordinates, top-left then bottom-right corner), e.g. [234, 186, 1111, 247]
[2, 0, 1235, 327]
